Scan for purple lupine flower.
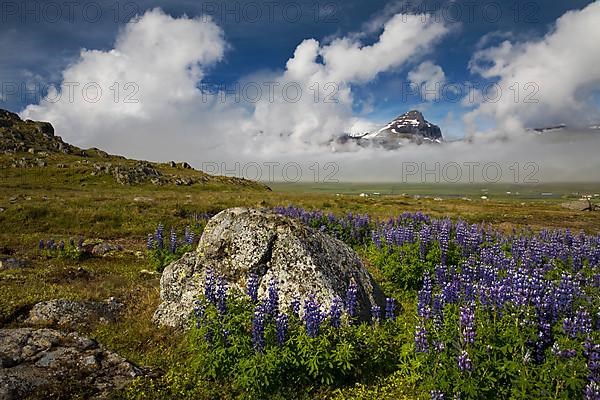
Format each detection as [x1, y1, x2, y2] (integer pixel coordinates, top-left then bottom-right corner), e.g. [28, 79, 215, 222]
[184, 226, 195, 245]
[216, 277, 228, 314]
[204, 269, 216, 304]
[147, 233, 154, 250]
[77, 237, 84, 249]
[458, 350, 473, 372]
[58, 240, 64, 251]
[303, 294, 322, 338]
[584, 339, 600, 383]
[460, 306, 475, 345]
[193, 300, 205, 329]
[169, 227, 177, 254]
[276, 313, 288, 345]
[552, 343, 577, 359]
[430, 390, 445, 400]
[252, 303, 266, 352]
[222, 329, 230, 344]
[38, 239, 44, 250]
[563, 308, 592, 338]
[418, 274, 433, 318]
[432, 294, 445, 328]
[290, 296, 301, 317]
[47, 239, 54, 250]
[419, 224, 432, 259]
[69, 238, 75, 248]
[415, 321, 429, 353]
[585, 381, 599, 400]
[346, 280, 358, 318]
[371, 305, 381, 323]
[385, 298, 396, 320]
[329, 296, 343, 328]
[247, 273, 259, 303]
[155, 223, 164, 250]
[266, 277, 279, 316]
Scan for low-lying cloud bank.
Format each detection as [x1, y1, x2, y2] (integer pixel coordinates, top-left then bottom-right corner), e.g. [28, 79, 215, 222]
[20, 4, 600, 183]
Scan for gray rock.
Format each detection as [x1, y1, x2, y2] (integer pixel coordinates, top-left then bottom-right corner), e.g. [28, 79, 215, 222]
[26, 298, 123, 328]
[153, 207, 385, 329]
[91, 242, 123, 257]
[0, 258, 29, 271]
[0, 328, 144, 399]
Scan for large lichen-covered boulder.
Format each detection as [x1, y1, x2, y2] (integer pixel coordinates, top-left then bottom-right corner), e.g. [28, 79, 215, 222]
[153, 207, 385, 329]
[0, 328, 145, 399]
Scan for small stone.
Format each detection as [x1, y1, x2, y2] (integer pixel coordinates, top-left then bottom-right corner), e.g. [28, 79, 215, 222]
[139, 269, 161, 279]
[0, 258, 29, 271]
[26, 298, 124, 328]
[91, 242, 123, 257]
[133, 196, 154, 202]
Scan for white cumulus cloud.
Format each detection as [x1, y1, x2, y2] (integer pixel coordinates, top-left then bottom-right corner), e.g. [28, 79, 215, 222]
[408, 61, 446, 101]
[465, 1, 600, 136]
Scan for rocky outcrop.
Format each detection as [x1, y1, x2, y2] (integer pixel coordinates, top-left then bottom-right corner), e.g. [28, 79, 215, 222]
[0, 328, 144, 399]
[25, 298, 123, 329]
[0, 110, 76, 155]
[153, 207, 385, 329]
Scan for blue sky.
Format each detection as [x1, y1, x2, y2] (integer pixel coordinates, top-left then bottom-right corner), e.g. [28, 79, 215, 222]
[3, 0, 600, 157]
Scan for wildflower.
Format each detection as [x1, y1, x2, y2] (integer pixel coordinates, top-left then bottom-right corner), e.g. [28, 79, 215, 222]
[276, 313, 288, 345]
[563, 308, 592, 338]
[252, 303, 266, 352]
[460, 306, 476, 345]
[290, 296, 301, 317]
[346, 280, 358, 318]
[458, 350, 473, 372]
[146, 234, 154, 250]
[216, 277, 227, 314]
[155, 223, 164, 250]
[585, 381, 599, 400]
[385, 297, 396, 320]
[266, 277, 279, 316]
[430, 389, 445, 400]
[371, 305, 381, 323]
[184, 226, 195, 245]
[169, 227, 177, 254]
[415, 321, 429, 353]
[38, 240, 44, 250]
[58, 240, 64, 251]
[246, 273, 259, 303]
[303, 294, 322, 338]
[193, 300, 205, 329]
[204, 269, 216, 304]
[329, 296, 343, 328]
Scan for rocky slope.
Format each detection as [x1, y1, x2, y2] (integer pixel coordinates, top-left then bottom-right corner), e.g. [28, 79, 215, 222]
[0, 109, 269, 190]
